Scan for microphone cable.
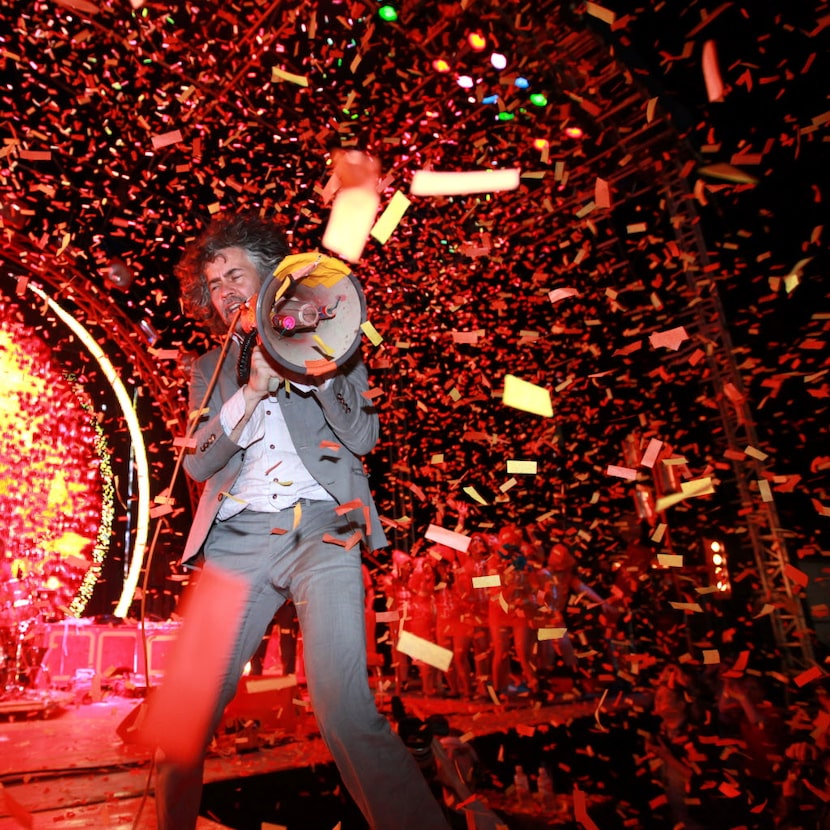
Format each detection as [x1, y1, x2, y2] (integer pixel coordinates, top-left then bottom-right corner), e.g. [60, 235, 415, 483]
[130, 306, 243, 830]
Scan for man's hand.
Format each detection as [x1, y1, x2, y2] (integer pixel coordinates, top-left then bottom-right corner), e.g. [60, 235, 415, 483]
[244, 345, 283, 401]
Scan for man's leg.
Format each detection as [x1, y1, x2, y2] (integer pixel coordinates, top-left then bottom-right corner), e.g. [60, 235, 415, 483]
[155, 523, 283, 830]
[287, 503, 450, 830]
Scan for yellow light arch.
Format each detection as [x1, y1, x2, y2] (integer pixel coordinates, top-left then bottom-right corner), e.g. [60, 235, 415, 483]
[28, 283, 150, 618]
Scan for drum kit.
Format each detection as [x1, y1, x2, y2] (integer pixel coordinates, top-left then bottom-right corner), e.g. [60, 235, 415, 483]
[0, 567, 74, 712]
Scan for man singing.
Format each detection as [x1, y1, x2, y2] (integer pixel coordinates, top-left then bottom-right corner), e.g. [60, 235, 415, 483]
[156, 212, 450, 830]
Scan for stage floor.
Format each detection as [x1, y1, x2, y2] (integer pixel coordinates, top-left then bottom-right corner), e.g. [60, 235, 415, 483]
[0, 682, 624, 830]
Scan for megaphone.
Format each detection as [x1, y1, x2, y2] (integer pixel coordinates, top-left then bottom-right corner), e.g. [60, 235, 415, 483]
[238, 252, 367, 384]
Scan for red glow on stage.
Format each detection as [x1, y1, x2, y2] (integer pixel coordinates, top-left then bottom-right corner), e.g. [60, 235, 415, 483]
[0, 315, 104, 621]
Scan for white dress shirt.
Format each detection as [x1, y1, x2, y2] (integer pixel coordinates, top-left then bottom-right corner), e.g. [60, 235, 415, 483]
[216, 384, 334, 520]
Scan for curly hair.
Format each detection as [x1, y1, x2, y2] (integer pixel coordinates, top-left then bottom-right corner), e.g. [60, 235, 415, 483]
[176, 212, 289, 333]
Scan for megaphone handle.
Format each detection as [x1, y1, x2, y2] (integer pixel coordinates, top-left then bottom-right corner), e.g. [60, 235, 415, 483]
[236, 330, 258, 386]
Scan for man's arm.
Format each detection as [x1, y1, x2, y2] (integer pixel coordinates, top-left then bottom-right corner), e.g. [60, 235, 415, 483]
[307, 356, 378, 456]
[182, 353, 248, 483]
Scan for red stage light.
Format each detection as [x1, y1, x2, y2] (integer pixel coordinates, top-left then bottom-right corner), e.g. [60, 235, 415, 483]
[704, 538, 731, 596]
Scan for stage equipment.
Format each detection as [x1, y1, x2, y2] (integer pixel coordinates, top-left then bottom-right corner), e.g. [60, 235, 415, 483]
[237, 253, 367, 384]
[704, 538, 732, 596]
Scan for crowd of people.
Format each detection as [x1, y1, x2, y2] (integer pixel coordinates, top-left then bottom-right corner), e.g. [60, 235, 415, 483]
[257, 515, 619, 703]
[642, 655, 830, 830]
[243, 513, 830, 829]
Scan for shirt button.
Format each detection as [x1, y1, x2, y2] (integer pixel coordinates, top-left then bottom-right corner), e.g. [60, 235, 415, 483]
[270, 444, 275, 449]
[266, 410, 271, 415]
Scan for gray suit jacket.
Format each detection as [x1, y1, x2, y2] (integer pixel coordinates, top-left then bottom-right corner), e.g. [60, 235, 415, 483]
[180, 341, 388, 565]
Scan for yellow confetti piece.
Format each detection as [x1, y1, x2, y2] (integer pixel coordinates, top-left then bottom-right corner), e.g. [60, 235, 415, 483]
[657, 554, 683, 567]
[322, 185, 379, 263]
[681, 477, 714, 496]
[502, 374, 553, 417]
[312, 333, 334, 356]
[584, 1, 616, 24]
[272, 67, 309, 87]
[669, 601, 704, 613]
[56, 231, 71, 256]
[656, 477, 715, 511]
[702, 649, 720, 664]
[744, 445, 768, 461]
[220, 492, 248, 504]
[698, 162, 759, 184]
[396, 629, 453, 672]
[245, 676, 298, 694]
[472, 574, 501, 589]
[360, 319, 383, 346]
[292, 501, 302, 530]
[410, 168, 520, 197]
[463, 485, 489, 505]
[537, 627, 568, 641]
[507, 459, 537, 475]
[370, 190, 411, 244]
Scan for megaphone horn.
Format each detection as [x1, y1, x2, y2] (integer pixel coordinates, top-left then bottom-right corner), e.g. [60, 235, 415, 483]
[250, 253, 367, 383]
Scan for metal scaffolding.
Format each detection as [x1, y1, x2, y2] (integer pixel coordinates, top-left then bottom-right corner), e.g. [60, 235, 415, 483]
[660, 172, 816, 673]
[530, 16, 818, 674]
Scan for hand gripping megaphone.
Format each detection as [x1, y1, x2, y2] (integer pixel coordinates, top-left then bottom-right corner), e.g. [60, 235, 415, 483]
[237, 252, 367, 385]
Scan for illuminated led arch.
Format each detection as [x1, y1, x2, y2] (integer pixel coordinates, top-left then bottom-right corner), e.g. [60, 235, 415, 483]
[27, 283, 151, 619]
[65, 378, 116, 618]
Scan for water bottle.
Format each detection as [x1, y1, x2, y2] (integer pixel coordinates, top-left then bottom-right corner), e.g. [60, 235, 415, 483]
[514, 764, 530, 804]
[537, 765, 554, 807]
